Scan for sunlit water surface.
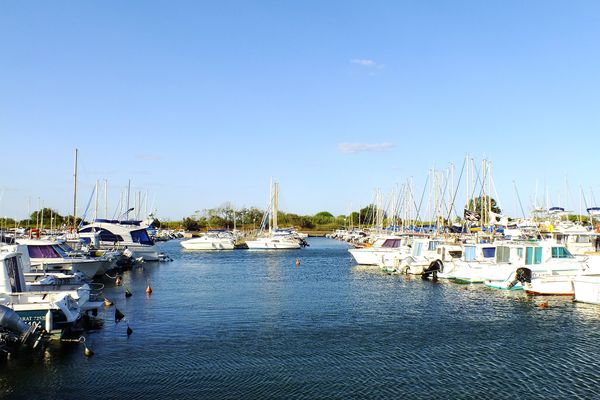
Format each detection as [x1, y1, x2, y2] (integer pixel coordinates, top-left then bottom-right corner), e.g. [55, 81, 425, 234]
[2, 238, 600, 399]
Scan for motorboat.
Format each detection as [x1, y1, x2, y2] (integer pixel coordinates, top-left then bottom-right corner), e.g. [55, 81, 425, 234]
[78, 219, 162, 261]
[446, 243, 499, 283]
[349, 236, 409, 266]
[483, 241, 584, 295]
[181, 230, 236, 250]
[0, 249, 83, 335]
[15, 239, 105, 278]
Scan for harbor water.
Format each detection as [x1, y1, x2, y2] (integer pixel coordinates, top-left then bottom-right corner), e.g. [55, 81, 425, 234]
[2, 237, 600, 399]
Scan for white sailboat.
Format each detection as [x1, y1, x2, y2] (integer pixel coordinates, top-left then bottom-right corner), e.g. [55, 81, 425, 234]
[246, 179, 303, 250]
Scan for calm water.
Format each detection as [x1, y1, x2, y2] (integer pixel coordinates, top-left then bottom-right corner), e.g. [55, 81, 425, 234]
[2, 238, 600, 399]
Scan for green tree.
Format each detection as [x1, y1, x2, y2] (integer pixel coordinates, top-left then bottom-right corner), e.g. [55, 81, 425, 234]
[30, 208, 66, 228]
[313, 211, 334, 225]
[464, 196, 501, 223]
[182, 217, 200, 231]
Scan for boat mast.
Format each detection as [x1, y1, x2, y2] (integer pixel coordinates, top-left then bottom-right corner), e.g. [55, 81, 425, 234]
[73, 148, 78, 231]
[126, 179, 131, 220]
[105, 180, 108, 219]
[273, 181, 279, 230]
[94, 180, 99, 221]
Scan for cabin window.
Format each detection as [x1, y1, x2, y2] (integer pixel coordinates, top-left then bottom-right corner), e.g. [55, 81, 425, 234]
[517, 248, 523, 258]
[575, 235, 592, 244]
[28, 245, 61, 259]
[413, 242, 423, 257]
[130, 229, 154, 246]
[555, 234, 564, 243]
[526, 247, 543, 264]
[535, 247, 543, 264]
[96, 229, 124, 243]
[382, 239, 402, 248]
[496, 246, 510, 263]
[449, 250, 462, 259]
[5, 256, 23, 292]
[428, 241, 440, 251]
[464, 246, 476, 261]
[482, 247, 496, 258]
[552, 247, 574, 258]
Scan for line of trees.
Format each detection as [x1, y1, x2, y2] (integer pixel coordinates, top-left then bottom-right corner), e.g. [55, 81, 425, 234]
[0, 208, 81, 229]
[179, 204, 388, 231]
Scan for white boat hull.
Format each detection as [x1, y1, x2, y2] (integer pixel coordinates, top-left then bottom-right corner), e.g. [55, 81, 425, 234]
[30, 259, 104, 279]
[181, 238, 235, 250]
[246, 239, 300, 249]
[574, 275, 600, 304]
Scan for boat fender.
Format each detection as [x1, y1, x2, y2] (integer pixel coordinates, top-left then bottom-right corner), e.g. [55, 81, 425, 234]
[115, 308, 125, 323]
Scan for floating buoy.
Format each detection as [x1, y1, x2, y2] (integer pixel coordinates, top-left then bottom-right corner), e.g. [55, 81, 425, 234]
[81, 337, 94, 357]
[84, 345, 94, 357]
[115, 308, 125, 322]
[115, 276, 122, 286]
[146, 285, 152, 295]
[125, 288, 133, 298]
[104, 298, 113, 307]
[295, 258, 300, 267]
[127, 324, 133, 336]
[539, 301, 549, 309]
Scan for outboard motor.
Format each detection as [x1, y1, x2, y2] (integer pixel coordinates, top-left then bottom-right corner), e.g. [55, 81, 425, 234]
[422, 260, 443, 281]
[0, 305, 32, 340]
[508, 267, 532, 289]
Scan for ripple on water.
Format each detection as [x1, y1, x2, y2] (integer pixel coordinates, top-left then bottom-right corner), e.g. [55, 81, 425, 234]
[3, 238, 600, 399]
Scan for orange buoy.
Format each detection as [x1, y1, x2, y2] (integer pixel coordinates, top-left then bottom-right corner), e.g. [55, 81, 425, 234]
[539, 301, 549, 309]
[115, 276, 122, 286]
[295, 258, 300, 267]
[103, 298, 113, 307]
[146, 285, 152, 294]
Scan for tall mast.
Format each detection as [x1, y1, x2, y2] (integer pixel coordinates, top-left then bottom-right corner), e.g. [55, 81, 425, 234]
[73, 148, 78, 231]
[126, 179, 131, 220]
[273, 181, 279, 230]
[104, 180, 108, 219]
[94, 180, 99, 221]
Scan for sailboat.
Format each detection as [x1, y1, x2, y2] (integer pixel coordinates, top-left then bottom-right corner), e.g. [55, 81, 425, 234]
[246, 179, 303, 250]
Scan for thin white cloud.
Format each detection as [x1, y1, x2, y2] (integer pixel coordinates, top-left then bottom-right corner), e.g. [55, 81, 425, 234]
[351, 58, 377, 67]
[338, 142, 396, 154]
[136, 154, 162, 161]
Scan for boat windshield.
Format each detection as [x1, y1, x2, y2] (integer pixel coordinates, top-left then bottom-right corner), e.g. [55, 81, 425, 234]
[551, 247, 574, 259]
[382, 239, 403, 248]
[28, 245, 61, 259]
[131, 229, 154, 246]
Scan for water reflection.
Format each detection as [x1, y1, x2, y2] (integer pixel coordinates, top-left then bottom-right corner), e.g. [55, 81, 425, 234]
[3, 238, 600, 399]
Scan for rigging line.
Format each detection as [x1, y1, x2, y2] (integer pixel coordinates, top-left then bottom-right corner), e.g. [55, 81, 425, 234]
[490, 173, 502, 214]
[513, 181, 526, 219]
[446, 157, 466, 222]
[413, 173, 430, 229]
[78, 185, 97, 228]
[438, 167, 452, 223]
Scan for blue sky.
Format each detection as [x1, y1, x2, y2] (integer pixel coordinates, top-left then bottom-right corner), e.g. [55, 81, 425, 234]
[2, 1, 600, 221]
